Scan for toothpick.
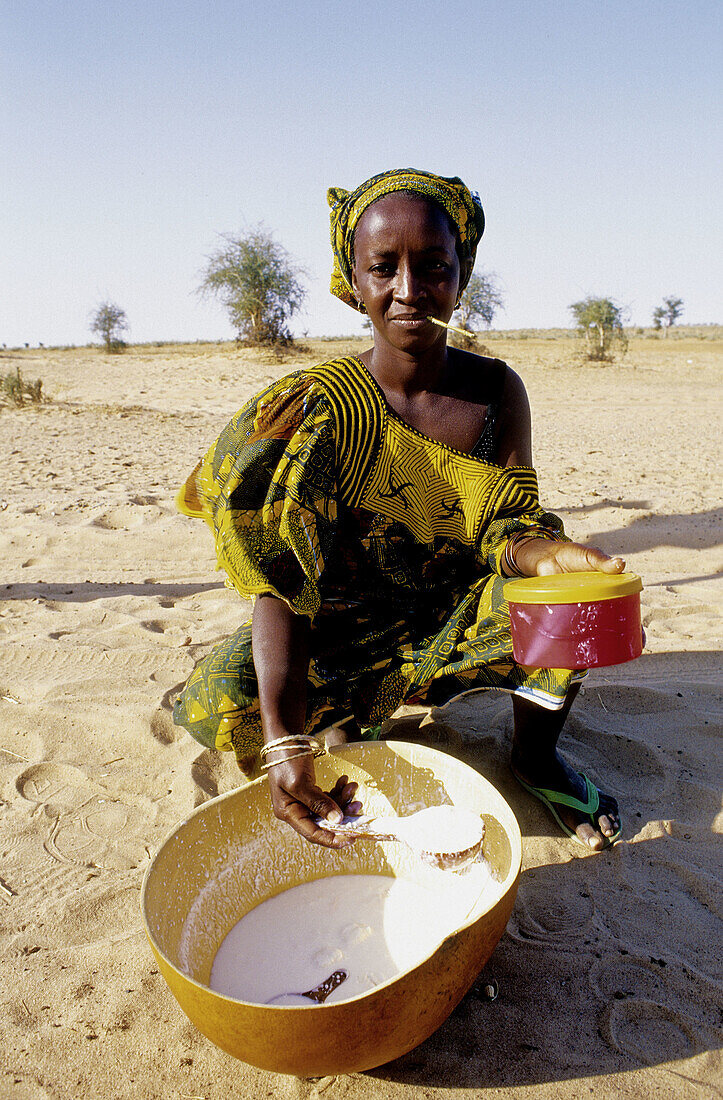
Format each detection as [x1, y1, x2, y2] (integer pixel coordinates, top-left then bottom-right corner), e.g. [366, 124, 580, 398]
[427, 316, 475, 339]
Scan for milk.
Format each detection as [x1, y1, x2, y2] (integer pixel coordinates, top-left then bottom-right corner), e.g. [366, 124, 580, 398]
[209, 868, 495, 1006]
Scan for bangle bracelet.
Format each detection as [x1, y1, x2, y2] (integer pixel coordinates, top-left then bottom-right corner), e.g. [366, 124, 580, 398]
[261, 745, 326, 771]
[260, 734, 322, 760]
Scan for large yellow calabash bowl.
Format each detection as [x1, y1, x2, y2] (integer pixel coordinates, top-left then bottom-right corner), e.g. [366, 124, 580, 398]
[141, 741, 521, 1076]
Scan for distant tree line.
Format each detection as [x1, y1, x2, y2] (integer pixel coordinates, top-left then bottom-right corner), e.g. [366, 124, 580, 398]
[86, 226, 686, 363]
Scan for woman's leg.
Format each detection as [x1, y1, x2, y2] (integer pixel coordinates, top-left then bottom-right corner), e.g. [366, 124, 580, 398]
[510, 685, 620, 850]
[172, 621, 366, 771]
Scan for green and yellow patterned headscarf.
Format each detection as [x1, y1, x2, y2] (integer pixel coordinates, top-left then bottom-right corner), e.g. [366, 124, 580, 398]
[327, 167, 485, 312]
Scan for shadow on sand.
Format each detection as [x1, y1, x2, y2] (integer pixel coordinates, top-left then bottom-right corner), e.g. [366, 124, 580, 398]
[562, 500, 722, 557]
[370, 654, 721, 1090]
[0, 580, 227, 602]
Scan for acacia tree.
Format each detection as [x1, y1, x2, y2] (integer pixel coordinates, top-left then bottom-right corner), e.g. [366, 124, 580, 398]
[652, 296, 684, 336]
[198, 227, 306, 346]
[452, 272, 504, 347]
[90, 301, 129, 353]
[569, 296, 627, 361]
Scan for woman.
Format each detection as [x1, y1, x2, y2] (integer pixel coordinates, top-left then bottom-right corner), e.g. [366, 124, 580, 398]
[174, 168, 622, 852]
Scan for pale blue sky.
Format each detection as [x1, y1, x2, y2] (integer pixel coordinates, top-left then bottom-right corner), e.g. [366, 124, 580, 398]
[3, 0, 721, 345]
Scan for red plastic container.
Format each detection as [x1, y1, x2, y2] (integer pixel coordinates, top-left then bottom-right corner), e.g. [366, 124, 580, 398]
[504, 572, 643, 669]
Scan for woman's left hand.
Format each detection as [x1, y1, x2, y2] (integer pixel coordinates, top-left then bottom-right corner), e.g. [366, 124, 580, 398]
[517, 539, 626, 578]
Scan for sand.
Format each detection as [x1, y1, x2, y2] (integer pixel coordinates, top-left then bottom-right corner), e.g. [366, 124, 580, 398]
[1, 334, 721, 1098]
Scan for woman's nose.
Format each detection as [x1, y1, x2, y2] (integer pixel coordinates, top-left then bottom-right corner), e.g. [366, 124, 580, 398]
[393, 263, 422, 302]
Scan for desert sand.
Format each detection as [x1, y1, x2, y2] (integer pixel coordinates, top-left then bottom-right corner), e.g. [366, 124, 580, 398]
[1, 333, 721, 1099]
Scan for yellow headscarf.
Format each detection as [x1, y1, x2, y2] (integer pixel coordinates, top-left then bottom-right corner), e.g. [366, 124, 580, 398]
[327, 167, 485, 312]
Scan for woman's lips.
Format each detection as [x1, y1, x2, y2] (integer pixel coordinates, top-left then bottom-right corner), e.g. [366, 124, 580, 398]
[389, 315, 429, 327]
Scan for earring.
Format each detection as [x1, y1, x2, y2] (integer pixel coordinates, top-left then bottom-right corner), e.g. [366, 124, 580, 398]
[356, 298, 367, 314]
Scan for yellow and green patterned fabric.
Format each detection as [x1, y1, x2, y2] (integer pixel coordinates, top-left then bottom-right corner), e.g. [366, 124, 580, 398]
[327, 167, 485, 311]
[174, 356, 581, 771]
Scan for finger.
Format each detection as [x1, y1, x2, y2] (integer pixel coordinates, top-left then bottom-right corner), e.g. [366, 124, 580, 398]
[583, 547, 625, 573]
[599, 555, 626, 573]
[338, 781, 359, 805]
[272, 763, 346, 824]
[284, 803, 356, 848]
[329, 775, 357, 801]
[304, 788, 345, 825]
[534, 556, 563, 576]
[328, 777, 362, 815]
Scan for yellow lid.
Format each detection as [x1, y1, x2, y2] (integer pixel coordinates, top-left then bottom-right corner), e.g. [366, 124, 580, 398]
[504, 571, 642, 605]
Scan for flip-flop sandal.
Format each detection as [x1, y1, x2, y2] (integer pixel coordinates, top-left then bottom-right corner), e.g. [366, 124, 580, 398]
[513, 769, 622, 849]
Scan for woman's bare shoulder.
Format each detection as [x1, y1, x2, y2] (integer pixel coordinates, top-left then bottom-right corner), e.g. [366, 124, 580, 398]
[499, 362, 529, 407]
[448, 348, 509, 402]
[496, 364, 532, 467]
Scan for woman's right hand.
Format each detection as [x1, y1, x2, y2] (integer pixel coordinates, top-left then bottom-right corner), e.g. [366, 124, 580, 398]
[519, 539, 626, 578]
[267, 754, 362, 848]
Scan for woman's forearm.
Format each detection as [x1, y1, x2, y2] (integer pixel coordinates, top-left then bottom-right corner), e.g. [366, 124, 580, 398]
[252, 595, 311, 742]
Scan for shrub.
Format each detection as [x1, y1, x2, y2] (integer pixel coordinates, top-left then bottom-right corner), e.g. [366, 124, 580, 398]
[569, 296, 628, 361]
[452, 272, 504, 346]
[198, 227, 306, 347]
[90, 301, 129, 353]
[1, 366, 44, 407]
[652, 296, 684, 336]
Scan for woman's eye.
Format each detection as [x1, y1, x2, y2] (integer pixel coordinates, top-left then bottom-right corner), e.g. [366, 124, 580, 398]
[371, 264, 394, 275]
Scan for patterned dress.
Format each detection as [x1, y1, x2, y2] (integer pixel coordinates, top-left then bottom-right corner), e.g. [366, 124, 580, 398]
[173, 356, 581, 770]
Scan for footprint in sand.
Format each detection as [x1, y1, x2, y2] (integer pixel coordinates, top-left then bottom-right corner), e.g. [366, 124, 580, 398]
[559, 688, 670, 800]
[141, 619, 167, 634]
[190, 749, 244, 806]
[16, 762, 150, 870]
[590, 952, 721, 1065]
[562, 727, 667, 802]
[602, 840, 723, 977]
[591, 956, 706, 1063]
[2, 641, 182, 687]
[149, 680, 187, 744]
[2, 1080, 52, 1100]
[507, 878, 595, 947]
[16, 762, 93, 815]
[149, 707, 180, 745]
[599, 998, 699, 1064]
[90, 499, 167, 530]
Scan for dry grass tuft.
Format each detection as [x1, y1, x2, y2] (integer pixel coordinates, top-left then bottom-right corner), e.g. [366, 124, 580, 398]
[1, 364, 44, 407]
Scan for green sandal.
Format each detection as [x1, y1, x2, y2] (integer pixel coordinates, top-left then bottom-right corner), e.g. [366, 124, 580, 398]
[513, 769, 622, 849]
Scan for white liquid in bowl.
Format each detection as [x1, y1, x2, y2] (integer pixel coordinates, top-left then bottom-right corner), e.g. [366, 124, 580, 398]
[209, 869, 496, 1006]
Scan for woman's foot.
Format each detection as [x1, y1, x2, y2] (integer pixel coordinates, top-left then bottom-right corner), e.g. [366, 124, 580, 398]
[510, 748, 620, 850]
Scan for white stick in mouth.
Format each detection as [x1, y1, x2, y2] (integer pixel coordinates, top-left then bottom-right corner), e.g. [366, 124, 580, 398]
[427, 316, 475, 338]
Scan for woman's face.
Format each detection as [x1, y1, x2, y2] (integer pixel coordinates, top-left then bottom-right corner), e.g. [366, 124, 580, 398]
[351, 193, 468, 355]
